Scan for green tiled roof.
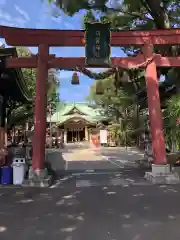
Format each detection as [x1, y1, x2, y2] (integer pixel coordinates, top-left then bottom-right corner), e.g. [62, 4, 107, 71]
[47, 103, 107, 125]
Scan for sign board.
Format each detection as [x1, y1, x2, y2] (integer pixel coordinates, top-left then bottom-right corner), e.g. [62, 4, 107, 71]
[100, 130, 108, 144]
[85, 22, 111, 66]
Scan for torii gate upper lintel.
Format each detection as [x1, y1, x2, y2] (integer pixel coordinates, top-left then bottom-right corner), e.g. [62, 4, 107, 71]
[0, 25, 180, 178]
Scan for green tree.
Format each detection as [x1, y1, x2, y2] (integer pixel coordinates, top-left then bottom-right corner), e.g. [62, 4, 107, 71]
[87, 75, 146, 145]
[8, 47, 60, 126]
[16, 47, 60, 99]
[164, 94, 180, 150]
[48, 0, 180, 28]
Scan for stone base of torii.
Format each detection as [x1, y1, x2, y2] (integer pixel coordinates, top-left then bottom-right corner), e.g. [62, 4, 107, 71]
[145, 165, 180, 184]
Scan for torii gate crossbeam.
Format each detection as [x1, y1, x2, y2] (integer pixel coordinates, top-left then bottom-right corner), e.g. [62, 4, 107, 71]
[4, 55, 180, 69]
[1, 25, 180, 46]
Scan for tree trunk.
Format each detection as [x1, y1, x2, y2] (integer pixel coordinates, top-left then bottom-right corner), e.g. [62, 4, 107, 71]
[145, 0, 171, 29]
[144, 0, 174, 57]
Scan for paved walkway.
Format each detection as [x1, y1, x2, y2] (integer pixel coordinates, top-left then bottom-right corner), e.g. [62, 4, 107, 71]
[63, 147, 101, 161]
[1, 181, 180, 239]
[1, 144, 180, 239]
[62, 144, 144, 172]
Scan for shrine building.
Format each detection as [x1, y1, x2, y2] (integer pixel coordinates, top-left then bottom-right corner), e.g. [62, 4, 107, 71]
[46, 103, 108, 143]
[0, 47, 32, 157]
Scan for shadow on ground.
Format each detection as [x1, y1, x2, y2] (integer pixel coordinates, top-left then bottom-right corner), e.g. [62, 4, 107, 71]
[1, 182, 180, 239]
[96, 147, 144, 167]
[66, 159, 121, 171]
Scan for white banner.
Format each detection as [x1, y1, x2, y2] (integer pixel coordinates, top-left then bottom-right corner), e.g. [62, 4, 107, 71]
[100, 130, 107, 144]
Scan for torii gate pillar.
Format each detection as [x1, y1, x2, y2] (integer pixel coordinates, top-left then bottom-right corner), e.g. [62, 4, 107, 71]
[32, 44, 49, 178]
[143, 45, 170, 180]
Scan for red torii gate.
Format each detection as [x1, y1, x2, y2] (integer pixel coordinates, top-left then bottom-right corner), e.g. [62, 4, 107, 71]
[0, 25, 180, 178]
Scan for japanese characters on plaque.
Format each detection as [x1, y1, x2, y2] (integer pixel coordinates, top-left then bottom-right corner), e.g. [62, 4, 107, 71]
[95, 30, 100, 58]
[85, 22, 111, 66]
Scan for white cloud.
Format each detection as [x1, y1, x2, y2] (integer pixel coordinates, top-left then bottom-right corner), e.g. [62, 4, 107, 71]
[0, 11, 13, 22]
[14, 4, 30, 22]
[0, 8, 28, 28]
[36, 2, 49, 29]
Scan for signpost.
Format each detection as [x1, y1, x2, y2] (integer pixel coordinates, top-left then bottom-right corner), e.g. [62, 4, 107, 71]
[85, 22, 111, 66]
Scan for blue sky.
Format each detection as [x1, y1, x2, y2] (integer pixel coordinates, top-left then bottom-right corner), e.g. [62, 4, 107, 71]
[0, 0, 125, 102]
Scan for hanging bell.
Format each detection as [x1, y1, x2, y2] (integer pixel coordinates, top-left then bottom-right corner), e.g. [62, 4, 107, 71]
[96, 80, 104, 95]
[71, 72, 80, 85]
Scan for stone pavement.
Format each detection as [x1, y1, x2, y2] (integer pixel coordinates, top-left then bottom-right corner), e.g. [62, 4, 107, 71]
[63, 148, 101, 161]
[1, 177, 180, 239]
[62, 144, 120, 172]
[99, 146, 144, 167]
[1, 145, 180, 239]
[62, 144, 144, 172]
[52, 167, 149, 188]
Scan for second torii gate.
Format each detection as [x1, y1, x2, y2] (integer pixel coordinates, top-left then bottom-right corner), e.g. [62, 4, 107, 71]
[1, 25, 180, 180]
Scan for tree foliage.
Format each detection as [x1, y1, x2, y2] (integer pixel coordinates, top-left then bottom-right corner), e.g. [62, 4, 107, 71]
[164, 94, 180, 150]
[48, 0, 180, 28]
[87, 76, 146, 145]
[8, 47, 60, 126]
[16, 47, 60, 99]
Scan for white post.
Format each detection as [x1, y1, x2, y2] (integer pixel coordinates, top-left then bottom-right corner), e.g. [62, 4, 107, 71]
[64, 129, 67, 143]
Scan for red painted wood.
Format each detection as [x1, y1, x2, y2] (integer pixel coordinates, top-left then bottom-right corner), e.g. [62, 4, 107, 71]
[5, 56, 180, 69]
[1, 25, 180, 46]
[143, 45, 167, 165]
[1, 25, 180, 37]
[6, 57, 38, 68]
[32, 44, 49, 172]
[49, 56, 180, 68]
[6, 55, 55, 68]
[0, 25, 179, 37]
[49, 56, 145, 69]
[4, 34, 180, 46]
[154, 55, 180, 67]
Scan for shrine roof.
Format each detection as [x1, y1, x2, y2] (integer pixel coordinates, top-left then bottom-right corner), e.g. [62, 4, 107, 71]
[0, 47, 32, 102]
[47, 103, 108, 124]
